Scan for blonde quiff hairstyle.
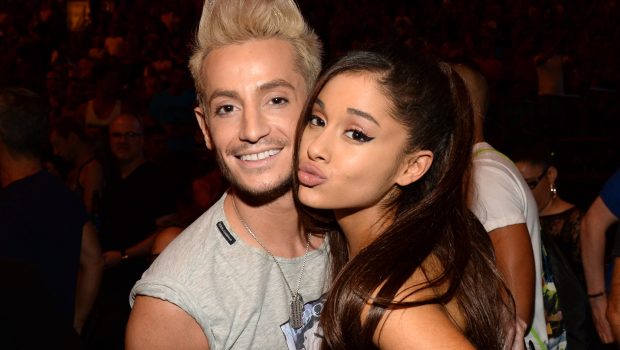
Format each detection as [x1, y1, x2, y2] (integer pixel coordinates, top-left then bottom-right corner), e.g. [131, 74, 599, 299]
[188, 0, 322, 107]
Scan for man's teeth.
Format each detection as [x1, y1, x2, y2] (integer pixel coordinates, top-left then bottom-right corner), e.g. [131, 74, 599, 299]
[240, 149, 280, 161]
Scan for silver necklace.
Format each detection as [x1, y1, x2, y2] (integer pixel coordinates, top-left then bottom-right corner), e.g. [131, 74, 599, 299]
[231, 196, 310, 329]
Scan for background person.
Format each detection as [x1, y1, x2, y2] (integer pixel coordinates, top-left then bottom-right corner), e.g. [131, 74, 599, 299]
[512, 138, 598, 348]
[0, 87, 103, 338]
[88, 113, 175, 350]
[513, 140, 583, 275]
[581, 168, 620, 345]
[49, 117, 104, 216]
[453, 63, 547, 349]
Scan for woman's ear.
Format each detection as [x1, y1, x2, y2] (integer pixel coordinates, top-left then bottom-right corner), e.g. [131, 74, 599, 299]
[395, 150, 433, 187]
[194, 107, 214, 150]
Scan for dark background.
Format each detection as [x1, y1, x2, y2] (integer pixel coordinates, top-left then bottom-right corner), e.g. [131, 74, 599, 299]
[0, 0, 618, 209]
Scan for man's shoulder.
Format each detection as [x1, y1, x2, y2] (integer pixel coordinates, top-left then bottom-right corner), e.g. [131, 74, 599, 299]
[1, 171, 85, 218]
[472, 143, 525, 189]
[179, 203, 228, 245]
[130, 196, 230, 299]
[601, 173, 620, 218]
[470, 144, 532, 230]
[472, 158, 523, 190]
[151, 193, 231, 264]
[473, 143, 516, 171]
[602, 168, 620, 199]
[131, 161, 165, 180]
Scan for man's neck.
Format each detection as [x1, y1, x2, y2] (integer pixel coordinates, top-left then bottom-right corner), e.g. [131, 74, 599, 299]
[74, 145, 94, 168]
[96, 93, 116, 104]
[118, 157, 145, 179]
[225, 189, 309, 258]
[0, 154, 42, 188]
[474, 119, 485, 144]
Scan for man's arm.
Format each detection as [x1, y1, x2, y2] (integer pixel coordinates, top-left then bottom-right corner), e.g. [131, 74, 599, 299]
[581, 196, 617, 343]
[74, 221, 104, 334]
[104, 213, 177, 267]
[126, 296, 209, 350]
[489, 223, 535, 329]
[103, 233, 157, 268]
[80, 160, 103, 214]
[607, 258, 620, 340]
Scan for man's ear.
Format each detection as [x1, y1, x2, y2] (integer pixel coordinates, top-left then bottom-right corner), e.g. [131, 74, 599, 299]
[395, 150, 433, 187]
[194, 106, 213, 150]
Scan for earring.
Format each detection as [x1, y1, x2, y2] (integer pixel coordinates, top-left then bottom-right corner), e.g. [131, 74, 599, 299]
[550, 183, 557, 198]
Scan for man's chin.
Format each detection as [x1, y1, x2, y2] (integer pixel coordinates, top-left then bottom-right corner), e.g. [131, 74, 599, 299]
[217, 156, 293, 205]
[230, 176, 293, 206]
[112, 151, 130, 159]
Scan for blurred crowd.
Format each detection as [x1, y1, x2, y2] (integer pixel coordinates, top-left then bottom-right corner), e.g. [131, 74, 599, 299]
[0, 0, 619, 348]
[1, 0, 618, 204]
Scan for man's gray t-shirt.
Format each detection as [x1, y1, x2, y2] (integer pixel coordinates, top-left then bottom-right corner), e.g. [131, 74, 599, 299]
[130, 193, 329, 349]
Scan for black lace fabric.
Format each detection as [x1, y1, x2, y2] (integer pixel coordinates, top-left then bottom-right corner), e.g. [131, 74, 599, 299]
[540, 206, 585, 285]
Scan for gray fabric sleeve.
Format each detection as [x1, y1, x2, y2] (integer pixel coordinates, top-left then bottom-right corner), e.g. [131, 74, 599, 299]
[131, 274, 208, 328]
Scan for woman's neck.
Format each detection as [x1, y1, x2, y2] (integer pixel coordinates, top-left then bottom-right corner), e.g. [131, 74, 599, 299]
[539, 194, 555, 215]
[539, 196, 573, 216]
[336, 206, 392, 258]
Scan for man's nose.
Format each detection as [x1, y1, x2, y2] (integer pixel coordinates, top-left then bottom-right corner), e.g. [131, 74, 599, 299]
[239, 106, 270, 143]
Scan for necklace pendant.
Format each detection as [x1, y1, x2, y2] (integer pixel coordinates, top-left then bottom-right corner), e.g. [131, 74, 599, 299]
[290, 293, 304, 329]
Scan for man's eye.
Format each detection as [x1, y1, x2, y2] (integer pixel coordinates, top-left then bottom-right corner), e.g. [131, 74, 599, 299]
[270, 97, 288, 105]
[215, 105, 235, 115]
[344, 129, 374, 142]
[306, 115, 325, 127]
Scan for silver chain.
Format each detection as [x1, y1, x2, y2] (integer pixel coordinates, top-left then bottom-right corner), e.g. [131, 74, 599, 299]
[231, 196, 310, 299]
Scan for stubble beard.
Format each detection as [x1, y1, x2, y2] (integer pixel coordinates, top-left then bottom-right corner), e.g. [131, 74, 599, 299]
[215, 151, 293, 206]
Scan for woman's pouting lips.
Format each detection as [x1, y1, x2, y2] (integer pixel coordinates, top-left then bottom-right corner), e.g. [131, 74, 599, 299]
[298, 162, 327, 187]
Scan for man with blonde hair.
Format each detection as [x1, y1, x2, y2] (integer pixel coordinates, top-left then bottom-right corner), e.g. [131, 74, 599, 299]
[126, 1, 326, 349]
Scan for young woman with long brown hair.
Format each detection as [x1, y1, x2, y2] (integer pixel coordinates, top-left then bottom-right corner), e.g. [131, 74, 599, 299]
[293, 49, 515, 349]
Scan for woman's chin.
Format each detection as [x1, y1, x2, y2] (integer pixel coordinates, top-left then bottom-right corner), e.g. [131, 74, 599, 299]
[298, 189, 329, 209]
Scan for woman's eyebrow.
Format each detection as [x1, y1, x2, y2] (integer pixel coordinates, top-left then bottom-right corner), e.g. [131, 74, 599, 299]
[347, 107, 379, 126]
